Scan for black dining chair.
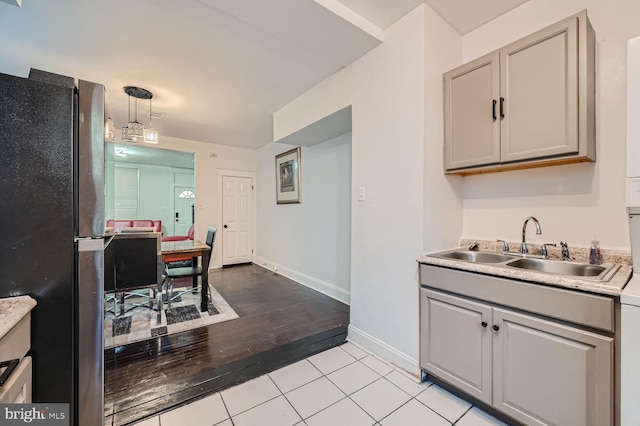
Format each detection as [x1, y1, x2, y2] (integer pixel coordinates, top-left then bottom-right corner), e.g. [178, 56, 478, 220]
[164, 227, 216, 312]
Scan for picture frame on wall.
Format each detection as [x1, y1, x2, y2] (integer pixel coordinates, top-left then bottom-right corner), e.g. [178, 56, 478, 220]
[275, 147, 301, 204]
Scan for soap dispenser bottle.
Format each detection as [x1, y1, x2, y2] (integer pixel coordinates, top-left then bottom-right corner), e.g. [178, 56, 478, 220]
[589, 237, 603, 265]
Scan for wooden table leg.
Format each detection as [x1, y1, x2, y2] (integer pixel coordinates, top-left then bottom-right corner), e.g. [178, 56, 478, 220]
[201, 250, 211, 312]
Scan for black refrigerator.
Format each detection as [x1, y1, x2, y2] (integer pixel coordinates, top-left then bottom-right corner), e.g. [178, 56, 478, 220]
[0, 69, 106, 425]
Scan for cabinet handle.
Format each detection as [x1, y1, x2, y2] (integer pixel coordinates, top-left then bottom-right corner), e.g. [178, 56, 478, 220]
[481, 321, 488, 328]
[492, 324, 500, 331]
[499, 97, 505, 119]
[492, 100, 497, 121]
[0, 359, 19, 386]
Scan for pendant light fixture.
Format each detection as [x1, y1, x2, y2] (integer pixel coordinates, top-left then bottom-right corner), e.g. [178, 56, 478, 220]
[143, 96, 159, 144]
[125, 87, 145, 139]
[121, 93, 136, 142]
[118, 86, 158, 143]
[105, 114, 115, 141]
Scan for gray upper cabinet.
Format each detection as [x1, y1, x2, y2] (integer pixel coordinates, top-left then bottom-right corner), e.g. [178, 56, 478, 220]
[443, 10, 595, 175]
[444, 53, 500, 170]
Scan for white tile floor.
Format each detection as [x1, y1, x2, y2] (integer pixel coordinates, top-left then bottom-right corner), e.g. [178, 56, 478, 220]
[133, 342, 508, 426]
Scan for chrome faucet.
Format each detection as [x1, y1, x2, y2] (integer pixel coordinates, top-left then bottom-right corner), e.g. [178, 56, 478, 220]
[560, 241, 570, 261]
[521, 216, 542, 255]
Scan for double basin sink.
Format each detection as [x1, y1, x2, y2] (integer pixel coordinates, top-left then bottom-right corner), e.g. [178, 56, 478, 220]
[431, 249, 618, 281]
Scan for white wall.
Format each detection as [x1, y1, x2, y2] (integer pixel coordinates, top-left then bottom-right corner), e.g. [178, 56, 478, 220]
[131, 135, 256, 268]
[423, 6, 464, 253]
[459, 0, 640, 251]
[106, 161, 194, 235]
[137, 165, 173, 232]
[256, 134, 352, 303]
[271, 5, 463, 373]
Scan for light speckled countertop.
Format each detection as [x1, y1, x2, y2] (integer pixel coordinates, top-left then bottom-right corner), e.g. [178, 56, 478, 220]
[0, 296, 36, 340]
[419, 241, 632, 296]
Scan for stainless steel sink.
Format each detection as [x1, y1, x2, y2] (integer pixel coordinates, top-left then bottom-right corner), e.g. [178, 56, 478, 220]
[439, 250, 514, 263]
[506, 258, 607, 278]
[428, 248, 619, 282]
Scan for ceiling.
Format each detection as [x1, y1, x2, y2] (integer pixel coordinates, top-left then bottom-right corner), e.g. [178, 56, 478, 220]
[0, 0, 527, 150]
[106, 143, 195, 170]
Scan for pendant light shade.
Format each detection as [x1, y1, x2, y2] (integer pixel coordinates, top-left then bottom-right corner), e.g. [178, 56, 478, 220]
[105, 115, 115, 141]
[121, 126, 135, 142]
[143, 96, 159, 144]
[143, 127, 159, 144]
[127, 120, 144, 138]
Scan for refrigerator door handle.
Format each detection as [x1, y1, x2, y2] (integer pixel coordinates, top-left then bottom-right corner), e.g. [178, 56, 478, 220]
[77, 80, 106, 238]
[76, 237, 104, 426]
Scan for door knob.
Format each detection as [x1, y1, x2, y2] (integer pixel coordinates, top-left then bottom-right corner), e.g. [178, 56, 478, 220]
[223, 224, 228, 229]
[492, 325, 500, 331]
[481, 321, 488, 328]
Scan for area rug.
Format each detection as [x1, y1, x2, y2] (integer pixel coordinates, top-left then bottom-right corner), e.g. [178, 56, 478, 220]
[104, 283, 238, 349]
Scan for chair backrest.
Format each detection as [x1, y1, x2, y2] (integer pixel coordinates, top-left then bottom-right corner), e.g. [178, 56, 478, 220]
[133, 220, 162, 233]
[187, 224, 195, 240]
[107, 220, 162, 233]
[206, 227, 217, 249]
[107, 220, 134, 233]
[113, 232, 161, 290]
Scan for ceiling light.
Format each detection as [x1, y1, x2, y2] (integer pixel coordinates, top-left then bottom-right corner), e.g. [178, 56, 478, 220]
[105, 115, 115, 141]
[143, 96, 159, 144]
[121, 93, 137, 142]
[123, 86, 156, 143]
[121, 126, 135, 142]
[124, 87, 148, 139]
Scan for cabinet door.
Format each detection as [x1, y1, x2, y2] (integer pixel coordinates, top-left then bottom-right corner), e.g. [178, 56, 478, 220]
[500, 16, 579, 163]
[492, 308, 613, 426]
[444, 52, 500, 170]
[420, 289, 492, 405]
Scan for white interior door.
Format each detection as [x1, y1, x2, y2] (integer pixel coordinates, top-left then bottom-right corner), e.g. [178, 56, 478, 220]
[222, 176, 254, 265]
[174, 186, 194, 236]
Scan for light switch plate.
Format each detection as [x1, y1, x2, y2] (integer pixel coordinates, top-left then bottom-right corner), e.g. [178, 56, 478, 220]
[358, 187, 366, 201]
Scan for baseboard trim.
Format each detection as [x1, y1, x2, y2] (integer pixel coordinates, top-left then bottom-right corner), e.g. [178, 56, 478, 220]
[348, 324, 419, 376]
[254, 258, 350, 305]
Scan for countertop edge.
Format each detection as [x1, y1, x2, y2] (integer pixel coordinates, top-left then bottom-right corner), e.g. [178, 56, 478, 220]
[0, 296, 37, 340]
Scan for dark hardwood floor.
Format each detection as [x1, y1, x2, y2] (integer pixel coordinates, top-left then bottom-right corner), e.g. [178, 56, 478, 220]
[104, 264, 350, 426]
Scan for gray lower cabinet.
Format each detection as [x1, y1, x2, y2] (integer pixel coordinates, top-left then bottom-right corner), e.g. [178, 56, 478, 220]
[421, 289, 492, 405]
[420, 288, 613, 426]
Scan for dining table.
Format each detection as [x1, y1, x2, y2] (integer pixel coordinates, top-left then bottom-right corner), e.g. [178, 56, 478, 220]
[161, 239, 211, 312]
